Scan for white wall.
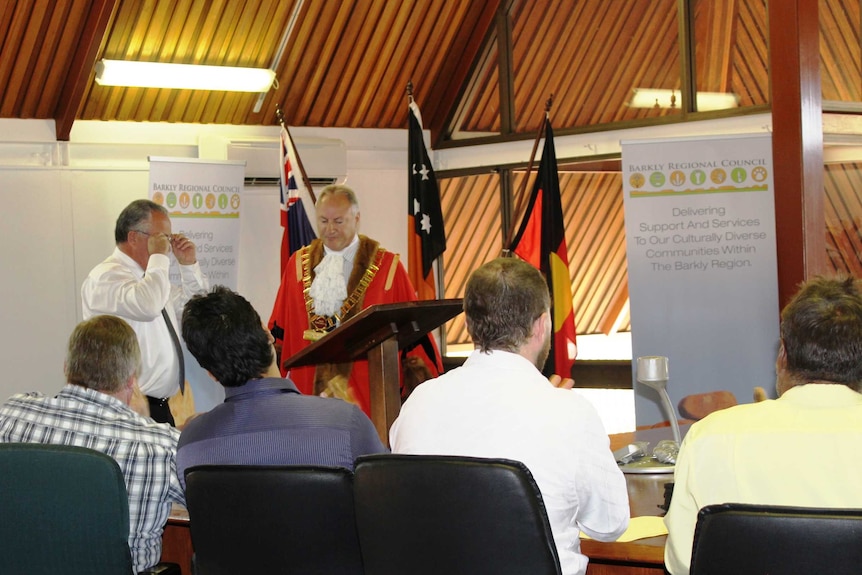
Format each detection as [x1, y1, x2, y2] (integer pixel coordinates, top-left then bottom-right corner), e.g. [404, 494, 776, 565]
[0, 168, 77, 394]
[0, 120, 412, 402]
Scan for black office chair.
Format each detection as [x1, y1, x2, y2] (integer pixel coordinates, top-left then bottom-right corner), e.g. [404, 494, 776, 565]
[353, 454, 562, 575]
[184, 464, 363, 575]
[690, 502, 862, 575]
[0, 442, 179, 575]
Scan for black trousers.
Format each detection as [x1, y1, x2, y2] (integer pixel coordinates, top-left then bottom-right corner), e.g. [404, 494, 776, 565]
[146, 396, 176, 427]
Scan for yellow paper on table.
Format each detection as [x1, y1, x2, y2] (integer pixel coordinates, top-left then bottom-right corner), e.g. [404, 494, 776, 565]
[580, 516, 667, 542]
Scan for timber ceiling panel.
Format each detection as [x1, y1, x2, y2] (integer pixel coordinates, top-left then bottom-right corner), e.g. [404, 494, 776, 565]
[0, 0, 854, 136]
[826, 162, 862, 275]
[820, 0, 862, 101]
[511, 0, 681, 132]
[441, 173, 503, 346]
[1, 0, 786, 141]
[441, 169, 630, 348]
[0, 0, 498, 140]
[454, 0, 686, 136]
[695, 0, 769, 106]
[0, 0, 95, 119]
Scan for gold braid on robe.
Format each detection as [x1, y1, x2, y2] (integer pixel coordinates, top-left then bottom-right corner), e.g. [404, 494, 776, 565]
[302, 236, 385, 400]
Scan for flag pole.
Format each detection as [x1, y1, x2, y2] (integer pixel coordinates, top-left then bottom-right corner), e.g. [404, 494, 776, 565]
[275, 105, 317, 204]
[503, 94, 553, 256]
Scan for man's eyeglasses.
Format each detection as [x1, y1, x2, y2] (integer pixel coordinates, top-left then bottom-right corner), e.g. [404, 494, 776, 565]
[133, 230, 175, 241]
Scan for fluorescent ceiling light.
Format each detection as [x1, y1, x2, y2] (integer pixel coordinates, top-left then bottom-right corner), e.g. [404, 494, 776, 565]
[629, 89, 739, 112]
[94, 60, 276, 92]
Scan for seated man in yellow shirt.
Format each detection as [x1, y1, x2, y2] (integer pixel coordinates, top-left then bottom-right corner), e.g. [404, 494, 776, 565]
[664, 275, 862, 574]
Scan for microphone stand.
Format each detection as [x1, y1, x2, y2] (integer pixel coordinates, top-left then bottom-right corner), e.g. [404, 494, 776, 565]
[618, 356, 678, 474]
[640, 380, 682, 446]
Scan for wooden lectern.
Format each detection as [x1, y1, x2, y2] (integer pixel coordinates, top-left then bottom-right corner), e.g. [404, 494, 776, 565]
[282, 299, 463, 445]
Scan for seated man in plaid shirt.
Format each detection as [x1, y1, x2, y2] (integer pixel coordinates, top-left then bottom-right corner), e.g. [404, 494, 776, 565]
[0, 315, 184, 573]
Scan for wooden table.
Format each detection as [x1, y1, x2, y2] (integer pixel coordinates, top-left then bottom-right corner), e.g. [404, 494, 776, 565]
[161, 505, 193, 575]
[582, 472, 669, 574]
[579, 427, 680, 574]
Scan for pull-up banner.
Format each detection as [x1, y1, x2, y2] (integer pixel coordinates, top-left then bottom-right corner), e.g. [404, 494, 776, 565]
[148, 157, 245, 289]
[148, 156, 246, 413]
[621, 134, 779, 426]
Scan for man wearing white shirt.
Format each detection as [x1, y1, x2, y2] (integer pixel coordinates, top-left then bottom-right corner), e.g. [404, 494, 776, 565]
[82, 199, 209, 425]
[390, 257, 630, 575]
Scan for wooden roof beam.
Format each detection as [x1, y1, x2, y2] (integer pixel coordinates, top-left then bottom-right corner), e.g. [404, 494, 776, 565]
[769, 0, 826, 307]
[53, 0, 118, 141]
[435, 0, 504, 145]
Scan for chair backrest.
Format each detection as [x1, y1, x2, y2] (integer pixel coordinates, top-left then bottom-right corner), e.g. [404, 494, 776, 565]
[677, 390, 737, 421]
[691, 503, 862, 575]
[0, 442, 133, 575]
[353, 454, 562, 575]
[184, 464, 363, 575]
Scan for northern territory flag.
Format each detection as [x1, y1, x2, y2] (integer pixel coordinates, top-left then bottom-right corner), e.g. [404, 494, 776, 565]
[407, 100, 446, 300]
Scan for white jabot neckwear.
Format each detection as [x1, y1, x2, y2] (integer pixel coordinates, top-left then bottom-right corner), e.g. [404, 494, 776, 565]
[309, 235, 360, 317]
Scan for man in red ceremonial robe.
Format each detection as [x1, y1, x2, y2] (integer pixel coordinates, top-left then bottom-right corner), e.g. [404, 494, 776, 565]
[269, 184, 441, 416]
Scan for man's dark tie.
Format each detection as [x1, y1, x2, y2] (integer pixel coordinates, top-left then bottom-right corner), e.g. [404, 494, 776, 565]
[162, 308, 185, 394]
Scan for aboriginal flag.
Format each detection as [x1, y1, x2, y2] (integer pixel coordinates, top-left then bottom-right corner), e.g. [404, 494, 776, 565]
[509, 118, 578, 377]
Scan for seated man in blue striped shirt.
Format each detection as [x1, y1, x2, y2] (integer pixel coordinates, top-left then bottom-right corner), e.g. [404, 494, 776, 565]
[0, 315, 185, 573]
[176, 286, 386, 489]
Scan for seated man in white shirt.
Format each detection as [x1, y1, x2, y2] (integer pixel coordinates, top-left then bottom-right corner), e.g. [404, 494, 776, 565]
[390, 257, 630, 575]
[664, 275, 862, 575]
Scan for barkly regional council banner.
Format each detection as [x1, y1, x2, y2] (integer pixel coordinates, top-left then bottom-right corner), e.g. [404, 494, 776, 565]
[621, 134, 779, 426]
[148, 157, 244, 289]
[148, 156, 245, 413]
